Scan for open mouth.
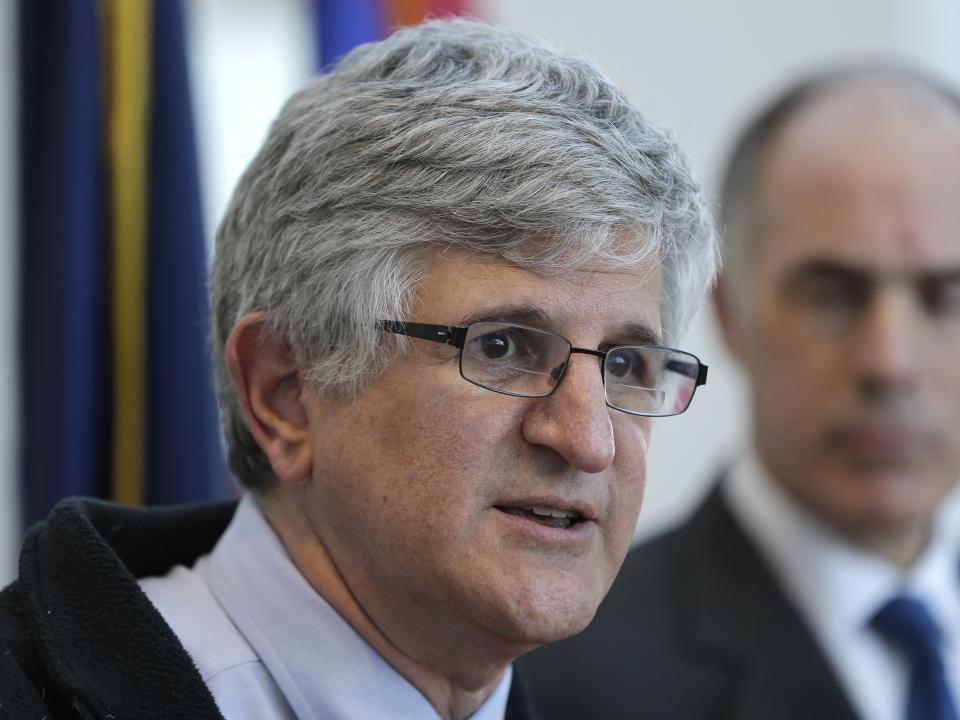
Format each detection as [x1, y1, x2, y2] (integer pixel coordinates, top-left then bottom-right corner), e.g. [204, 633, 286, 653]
[494, 505, 585, 530]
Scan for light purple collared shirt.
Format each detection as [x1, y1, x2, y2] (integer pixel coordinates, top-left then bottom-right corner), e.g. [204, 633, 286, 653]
[140, 495, 513, 720]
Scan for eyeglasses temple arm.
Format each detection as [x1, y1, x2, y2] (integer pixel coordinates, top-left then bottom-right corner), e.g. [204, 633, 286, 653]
[665, 359, 709, 386]
[378, 320, 468, 348]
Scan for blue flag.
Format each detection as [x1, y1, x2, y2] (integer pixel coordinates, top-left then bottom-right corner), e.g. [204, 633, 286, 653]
[18, 0, 229, 528]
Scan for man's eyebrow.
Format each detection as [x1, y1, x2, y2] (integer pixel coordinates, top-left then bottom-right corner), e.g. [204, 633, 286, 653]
[786, 260, 960, 285]
[921, 267, 960, 284]
[787, 259, 870, 280]
[459, 305, 551, 328]
[459, 306, 662, 346]
[615, 322, 662, 347]
[780, 260, 872, 297]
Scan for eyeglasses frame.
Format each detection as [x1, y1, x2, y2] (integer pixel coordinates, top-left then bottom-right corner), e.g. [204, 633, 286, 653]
[379, 319, 708, 417]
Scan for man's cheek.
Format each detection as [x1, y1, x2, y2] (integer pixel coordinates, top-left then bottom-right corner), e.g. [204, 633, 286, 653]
[434, 405, 522, 467]
[611, 424, 649, 494]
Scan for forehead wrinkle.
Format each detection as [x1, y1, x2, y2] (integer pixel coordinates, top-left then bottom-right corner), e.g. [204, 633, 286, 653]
[433, 247, 661, 288]
[415, 253, 662, 340]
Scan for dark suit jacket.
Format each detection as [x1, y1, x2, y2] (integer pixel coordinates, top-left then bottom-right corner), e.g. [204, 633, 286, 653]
[0, 497, 536, 720]
[517, 484, 860, 720]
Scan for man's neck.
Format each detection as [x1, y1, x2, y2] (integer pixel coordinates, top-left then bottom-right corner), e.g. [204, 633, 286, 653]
[749, 448, 938, 569]
[261, 491, 513, 720]
[840, 521, 931, 569]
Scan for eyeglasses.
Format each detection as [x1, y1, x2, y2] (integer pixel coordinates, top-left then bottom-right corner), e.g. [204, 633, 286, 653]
[379, 320, 708, 417]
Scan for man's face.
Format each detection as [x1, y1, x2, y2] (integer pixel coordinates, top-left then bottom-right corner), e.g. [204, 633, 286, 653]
[298, 252, 659, 651]
[727, 89, 960, 542]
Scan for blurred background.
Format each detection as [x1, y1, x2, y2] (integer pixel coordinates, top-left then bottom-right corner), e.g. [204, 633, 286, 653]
[2, 0, 959, 584]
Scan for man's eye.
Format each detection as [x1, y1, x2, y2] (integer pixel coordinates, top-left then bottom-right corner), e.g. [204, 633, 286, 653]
[920, 276, 960, 317]
[801, 278, 867, 310]
[607, 350, 651, 386]
[607, 353, 631, 379]
[475, 330, 537, 361]
[479, 333, 512, 360]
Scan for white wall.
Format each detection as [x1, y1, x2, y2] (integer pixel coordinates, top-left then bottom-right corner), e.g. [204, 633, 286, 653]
[1, 0, 19, 584]
[185, 0, 315, 245]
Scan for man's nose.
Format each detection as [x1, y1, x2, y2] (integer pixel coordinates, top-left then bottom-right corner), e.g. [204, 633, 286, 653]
[852, 286, 921, 392]
[521, 356, 616, 473]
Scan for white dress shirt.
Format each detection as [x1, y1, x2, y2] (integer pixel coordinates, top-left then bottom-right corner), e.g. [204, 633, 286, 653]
[139, 495, 513, 720]
[724, 451, 960, 720]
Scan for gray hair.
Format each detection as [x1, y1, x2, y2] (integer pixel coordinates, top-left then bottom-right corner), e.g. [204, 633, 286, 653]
[719, 62, 960, 310]
[211, 19, 718, 492]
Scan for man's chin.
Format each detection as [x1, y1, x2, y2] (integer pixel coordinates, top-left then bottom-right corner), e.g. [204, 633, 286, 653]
[464, 554, 613, 648]
[533, 608, 597, 644]
[493, 592, 601, 648]
[801, 482, 943, 550]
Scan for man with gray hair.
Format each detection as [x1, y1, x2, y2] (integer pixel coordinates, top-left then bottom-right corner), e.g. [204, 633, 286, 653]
[0, 19, 717, 720]
[520, 65, 960, 720]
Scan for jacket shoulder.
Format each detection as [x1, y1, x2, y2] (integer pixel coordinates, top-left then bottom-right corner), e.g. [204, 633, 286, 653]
[5, 497, 236, 719]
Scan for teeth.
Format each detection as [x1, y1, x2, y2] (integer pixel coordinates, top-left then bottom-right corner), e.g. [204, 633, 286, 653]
[528, 506, 578, 519]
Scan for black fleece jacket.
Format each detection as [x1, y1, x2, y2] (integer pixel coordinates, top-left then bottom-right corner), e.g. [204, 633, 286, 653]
[0, 498, 236, 719]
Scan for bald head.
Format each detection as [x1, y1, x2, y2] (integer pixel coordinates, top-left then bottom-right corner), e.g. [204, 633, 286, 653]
[720, 67, 960, 301]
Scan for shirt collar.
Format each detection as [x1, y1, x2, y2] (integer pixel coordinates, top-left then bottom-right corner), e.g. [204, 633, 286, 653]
[724, 451, 960, 641]
[907, 521, 960, 654]
[202, 495, 513, 720]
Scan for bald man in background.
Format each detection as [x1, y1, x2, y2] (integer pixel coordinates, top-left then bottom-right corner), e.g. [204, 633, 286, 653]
[519, 66, 960, 720]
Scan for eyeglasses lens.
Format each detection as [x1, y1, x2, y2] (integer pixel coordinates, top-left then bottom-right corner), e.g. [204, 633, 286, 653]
[460, 322, 699, 416]
[604, 347, 698, 416]
[461, 322, 570, 397]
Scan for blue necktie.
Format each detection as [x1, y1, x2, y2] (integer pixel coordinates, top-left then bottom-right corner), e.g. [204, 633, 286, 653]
[871, 595, 959, 720]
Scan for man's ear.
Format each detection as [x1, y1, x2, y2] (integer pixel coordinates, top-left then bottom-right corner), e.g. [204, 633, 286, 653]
[225, 312, 313, 485]
[712, 276, 747, 363]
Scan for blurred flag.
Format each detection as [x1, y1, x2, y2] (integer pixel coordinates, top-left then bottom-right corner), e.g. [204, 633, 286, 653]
[313, 0, 474, 68]
[18, 0, 228, 528]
